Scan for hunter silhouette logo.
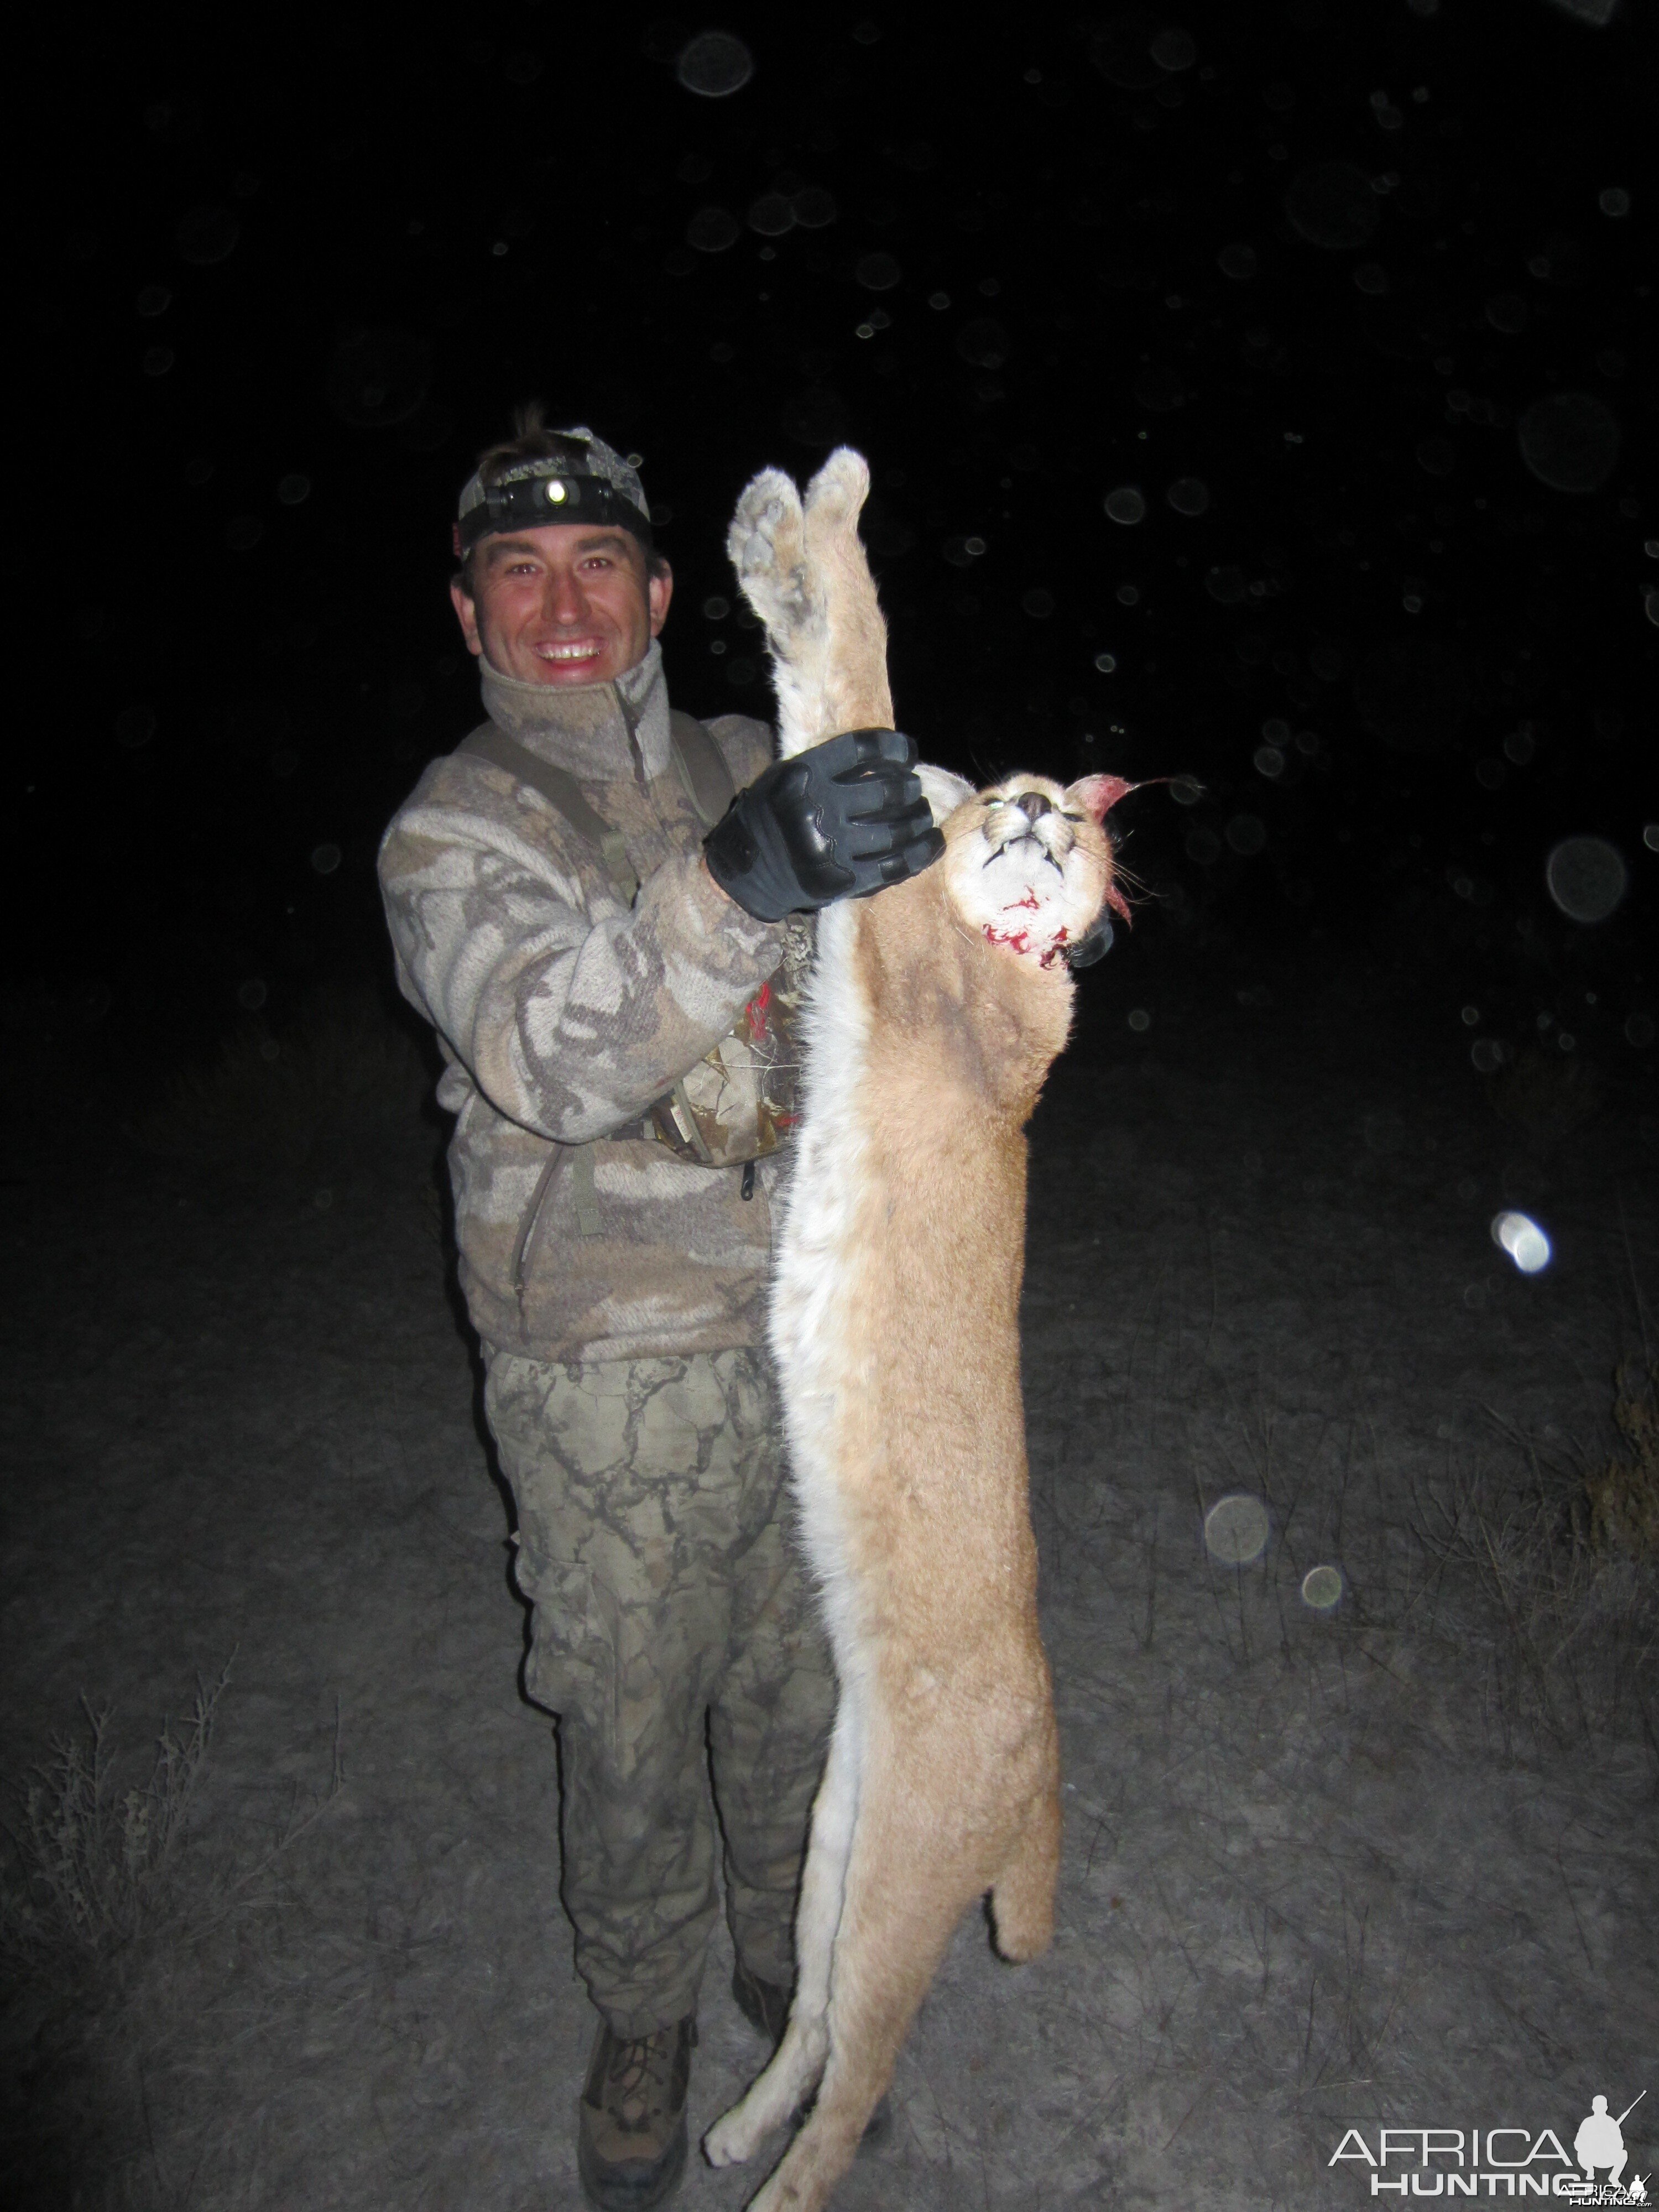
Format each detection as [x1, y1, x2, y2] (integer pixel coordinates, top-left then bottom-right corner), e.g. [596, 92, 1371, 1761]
[1329, 2088, 1648, 2200]
[1575, 2094, 1646, 2201]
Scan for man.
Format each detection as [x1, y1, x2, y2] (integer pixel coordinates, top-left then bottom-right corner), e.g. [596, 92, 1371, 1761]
[377, 410, 941, 2209]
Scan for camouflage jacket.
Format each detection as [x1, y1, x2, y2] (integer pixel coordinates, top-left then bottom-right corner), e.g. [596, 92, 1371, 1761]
[377, 641, 790, 1361]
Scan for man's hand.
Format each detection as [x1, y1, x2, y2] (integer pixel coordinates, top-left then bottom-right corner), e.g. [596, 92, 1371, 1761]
[1064, 911, 1115, 969]
[703, 727, 946, 923]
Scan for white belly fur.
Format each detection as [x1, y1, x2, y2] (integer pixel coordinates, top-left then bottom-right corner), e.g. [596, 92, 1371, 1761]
[766, 898, 874, 1690]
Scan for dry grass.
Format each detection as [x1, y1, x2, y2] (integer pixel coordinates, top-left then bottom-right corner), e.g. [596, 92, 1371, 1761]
[1577, 1359, 1659, 1563]
[2, 1666, 343, 1988]
[127, 982, 432, 1168]
[1, 1671, 343, 2210]
[1, 1668, 227, 1983]
[1412, 1366, 1659, 1751]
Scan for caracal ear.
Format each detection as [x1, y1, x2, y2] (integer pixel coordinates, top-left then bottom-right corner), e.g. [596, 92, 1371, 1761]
[1069, 773, 1136, 823]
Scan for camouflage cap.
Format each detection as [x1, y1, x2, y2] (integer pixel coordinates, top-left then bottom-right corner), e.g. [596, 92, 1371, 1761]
[455, 427, 653, 557]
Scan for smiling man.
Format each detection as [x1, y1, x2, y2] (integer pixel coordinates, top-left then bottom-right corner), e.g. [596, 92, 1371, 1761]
[377, 411, 940, 2208]
[450, 512, 670, 689]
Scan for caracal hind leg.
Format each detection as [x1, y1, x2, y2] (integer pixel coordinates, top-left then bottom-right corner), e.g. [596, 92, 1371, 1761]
[703, 1702, 862, 2167]
[727, 467, 827, 757]
[989, 1778, 1061, 1964]
[743, 1807, 972, 2212]
[801, 448, 894, 735]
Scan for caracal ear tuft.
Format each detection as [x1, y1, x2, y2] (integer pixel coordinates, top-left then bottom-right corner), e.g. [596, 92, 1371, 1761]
[1071, 773, 1136, 824]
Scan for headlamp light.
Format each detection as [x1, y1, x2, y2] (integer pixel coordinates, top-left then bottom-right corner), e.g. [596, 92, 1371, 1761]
[453, 430, 653, 559]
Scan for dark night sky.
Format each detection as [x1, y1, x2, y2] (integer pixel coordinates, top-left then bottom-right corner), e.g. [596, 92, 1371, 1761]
[19, 0, 1658, 1077]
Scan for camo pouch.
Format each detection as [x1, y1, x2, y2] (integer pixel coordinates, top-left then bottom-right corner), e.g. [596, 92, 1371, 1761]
[644, 914, 811, 1167]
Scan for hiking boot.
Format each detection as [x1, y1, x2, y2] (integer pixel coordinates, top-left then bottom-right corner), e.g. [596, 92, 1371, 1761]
[731, 1961, 892, 2152]
[578, 2014, 695, 2211]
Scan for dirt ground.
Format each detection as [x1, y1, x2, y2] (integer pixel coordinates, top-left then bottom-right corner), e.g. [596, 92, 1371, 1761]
[2, 942, 1655, 2210]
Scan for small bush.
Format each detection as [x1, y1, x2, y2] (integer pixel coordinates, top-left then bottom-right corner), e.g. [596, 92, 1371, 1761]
[1577, 1360, 1659, 1563]
[1414, 1370, 1659, 1750]
[1, 1669, 226, 1982]
[1, 1670, 341, 2210]
[129, 981, 432, 1167]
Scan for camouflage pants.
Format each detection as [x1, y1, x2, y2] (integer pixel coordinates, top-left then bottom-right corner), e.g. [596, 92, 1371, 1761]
[482, 1347, 836, 2038]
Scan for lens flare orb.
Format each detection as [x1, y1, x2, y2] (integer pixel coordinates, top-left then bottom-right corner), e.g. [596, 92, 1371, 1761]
[1204, 1494, 1270, 1566]
[1491, 1212, 1551, 1275]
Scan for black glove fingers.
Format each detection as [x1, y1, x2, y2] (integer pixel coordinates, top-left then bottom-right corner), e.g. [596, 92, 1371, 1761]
[808, 728, 863, 779]
[832, 727, 916, 779]
[840, 775, 925, 829]
[870, 828, 947, 884]
[843, 810, 936, 864]
[706, 731, 941, 919]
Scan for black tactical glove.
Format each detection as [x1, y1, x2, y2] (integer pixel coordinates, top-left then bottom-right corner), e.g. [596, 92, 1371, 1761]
[704, 727, 946, 923]
[1065, 912, 1116, 969]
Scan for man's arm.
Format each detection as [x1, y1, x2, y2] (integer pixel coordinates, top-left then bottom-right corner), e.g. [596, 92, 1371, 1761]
[378, 754, 784, 1144]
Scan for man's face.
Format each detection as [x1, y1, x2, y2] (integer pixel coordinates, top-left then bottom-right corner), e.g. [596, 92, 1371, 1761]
[451, 523, 672, 686]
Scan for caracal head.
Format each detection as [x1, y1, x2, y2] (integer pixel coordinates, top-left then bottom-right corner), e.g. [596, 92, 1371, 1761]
[939, 773, 1135, 969]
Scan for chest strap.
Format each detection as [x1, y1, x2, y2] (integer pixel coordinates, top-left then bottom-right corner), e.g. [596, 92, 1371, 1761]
[457, 722, 640, 903]
[666, 709, 737, 830]
[456, 709, 735, 909]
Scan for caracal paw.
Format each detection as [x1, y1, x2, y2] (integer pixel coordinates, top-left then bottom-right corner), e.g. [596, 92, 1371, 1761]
[703, 2101, 763, 2169]
[728, 469, 812, 623]
[802, 447, 871, 540]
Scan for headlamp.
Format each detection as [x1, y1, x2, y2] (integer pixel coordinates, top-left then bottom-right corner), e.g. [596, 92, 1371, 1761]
[453, 429, 653, 560]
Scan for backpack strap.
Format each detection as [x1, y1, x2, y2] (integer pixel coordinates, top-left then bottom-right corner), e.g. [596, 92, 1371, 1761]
[668, 709, 738, 830]
[457, 713, 738, 891]
[456, 722, 640, 905]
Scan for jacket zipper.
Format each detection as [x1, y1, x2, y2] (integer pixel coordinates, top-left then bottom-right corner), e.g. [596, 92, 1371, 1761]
[511, 1150, 561, 1321]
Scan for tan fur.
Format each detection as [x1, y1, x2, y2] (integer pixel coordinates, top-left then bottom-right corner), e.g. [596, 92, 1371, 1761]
[800, 456, 894, 734]
[706, 451, 1119, 2211]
